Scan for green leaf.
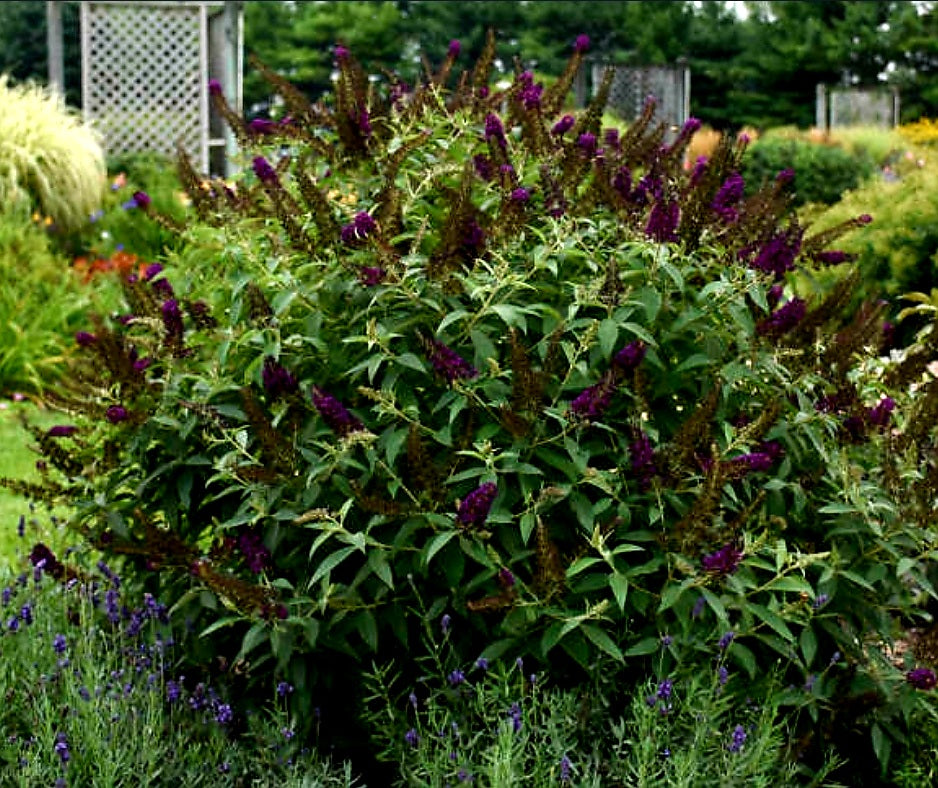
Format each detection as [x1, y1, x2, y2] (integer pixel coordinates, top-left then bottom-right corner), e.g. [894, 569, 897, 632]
[368, 550, 394, 589]
[567, 556, 601, 578]
[701, 587, 728, 623]
[520, 512, 536, 545]
[540, 621, 570, 655]
[818, 502, 859, 514]
[396, 352, 426, 372]
[424, 531, 457, 567]
[491, 304, 528, 331]
[621, 322, 656, 346]
[598, 318, 618, 359]
[309, 545, 357, 586]
[871, 723, 892, 769]
[749, 602, 795, 642]
[609, 574, 629, 612]
[765, 575, 814, 595]
[237, 622, 268, 661]
[658, 579, 695, 613]
[581, 623, 624, 662]
[624, 637, 660, 657]
[729, 642, 758, 679]
[800, 627, 817, 667]
[198, 616, 241, 638]
[358, 610, 378, 651]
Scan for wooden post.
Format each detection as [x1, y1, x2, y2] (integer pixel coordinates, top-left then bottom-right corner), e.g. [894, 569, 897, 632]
[47, 1, 65, 96]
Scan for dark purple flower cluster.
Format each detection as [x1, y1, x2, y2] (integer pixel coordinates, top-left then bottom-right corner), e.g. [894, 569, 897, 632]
[261, 356, 299, 400]
[106, 405, 129, 424]
[132, 191, 151, 209]
[630, 431, 657, 488]
[252, 155, 278, 184]
[573, 34, 590, 53]
[161, 298, 185, 342]
[473, 153, 494, 181]
[47, 425, 78, 438]
[576, 132, 598, 158]
[456, 482, 497, 529]
[75, 330, 97, 347]
[569, 374, 617, 421]
[238, 530, 271, 573]
[425, 339, 478, 383]
[311, 386, 363, 436]
[340, 211, 377, 244]
[702, 543, 743, 576]
[484, 113, 507, 149]
[614, 341, 647, 373]
[645, 198, 680, 243]
[359, 266, 387, 286]
[757, 297, 806, 338]
[712, 172, 745, 223]
[867, 396, 896, 428]
[748, 228, 803, 279]
[510, 187, 531, 203]
[517, 71, 543, 110]
[551, 115, 575, 136]
[907, 667, 937, 690]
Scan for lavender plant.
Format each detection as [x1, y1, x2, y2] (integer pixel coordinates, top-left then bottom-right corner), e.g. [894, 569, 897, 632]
[10, 34, 938, 777]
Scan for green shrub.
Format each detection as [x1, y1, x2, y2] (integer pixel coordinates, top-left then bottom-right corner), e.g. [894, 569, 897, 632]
[0, 207, 122, 394]
[0, 75, 106, 232]
[803, 157, 938, 313]
[16, 39, 938, 779]
[742, 130, 876, 206]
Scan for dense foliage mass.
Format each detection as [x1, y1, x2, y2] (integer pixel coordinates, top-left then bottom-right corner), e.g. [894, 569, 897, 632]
[9, 35, 938, 781]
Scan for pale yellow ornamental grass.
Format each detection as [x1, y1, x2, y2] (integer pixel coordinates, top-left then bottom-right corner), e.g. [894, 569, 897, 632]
[0, 76, 106, 232]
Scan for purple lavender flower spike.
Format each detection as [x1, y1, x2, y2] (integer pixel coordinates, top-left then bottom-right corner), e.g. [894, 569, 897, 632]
[630, 430, 657, 488]
[907, 667, 937, 690]
[106, 405, 129, 424]
[712, 172, 745, 223]
[757, 298, 806, 338]
[570, 375, 616, 421]
[574, 34, 590, 53]
[484, 113, 507, 149]
[552, 115, 575, 136]
[867, 396, 895, 427]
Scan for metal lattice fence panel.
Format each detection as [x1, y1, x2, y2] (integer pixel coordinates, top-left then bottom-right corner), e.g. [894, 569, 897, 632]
[829, 88, 899, 128]
[579, 63, 690, 135]
[81, 1, 215, 171]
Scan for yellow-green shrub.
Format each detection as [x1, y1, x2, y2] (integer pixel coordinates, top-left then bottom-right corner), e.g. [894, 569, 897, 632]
[0, 76, 106, 232]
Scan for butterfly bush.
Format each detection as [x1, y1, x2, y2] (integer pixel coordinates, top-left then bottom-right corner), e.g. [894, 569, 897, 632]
[16, 32, 938, 764]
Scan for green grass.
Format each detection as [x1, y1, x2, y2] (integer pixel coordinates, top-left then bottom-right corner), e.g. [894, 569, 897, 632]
[0, 396, 66, 564]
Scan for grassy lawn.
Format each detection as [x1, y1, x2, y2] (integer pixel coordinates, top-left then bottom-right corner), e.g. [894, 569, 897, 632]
[0, 395, 66, 564]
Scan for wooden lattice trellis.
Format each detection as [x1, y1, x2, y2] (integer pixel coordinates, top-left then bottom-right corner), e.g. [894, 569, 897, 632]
[80, 1, 241, 174]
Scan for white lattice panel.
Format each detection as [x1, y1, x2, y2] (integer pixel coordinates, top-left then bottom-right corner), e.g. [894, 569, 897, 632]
[82, 2, 209, 168]
[590, 64, 690, 133]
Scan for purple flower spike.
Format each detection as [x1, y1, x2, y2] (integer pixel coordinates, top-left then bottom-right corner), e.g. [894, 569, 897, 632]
[867, 396, 896, 428]
[334, 44, 349, 60]
[161, 298, 185, 339]
[75, 330, 97, 347]
[248, 118, 277, 136]
[570, 374, 617, 421]
[907, 667, 937, 690]
[712, 172, 745, 223]
[510, 187, 531, 203]
[749, 228, 802, 279]
[47, 425, 78, 438]
[552, 115, 575, 136]
[425, 339, 478, 383]
[613, 340, 647, 372]
[340, 211, 377, 244]
[261, 357, 299, 401]
[144, 263, 163, 281]
[574, 34, 590, 53]
[702, 543, 743, 576]
[757, 298, 806, 338]
[645, 199, 680, 243]
[105, 405, 129, 424]
[208, 79, 222, 96]
[816, 250, 849, 266]
[457, 482, 498, 529]
[448, 39, 461, 57]
[252, 156, 278, 184]
[132, 191, 151, 209]
[576, 132, 597, 156]
[311, 386, 363, 437]
[629, 431, 657, 488]
[359, 266, 387, 286]
[484, 113, 507, 149]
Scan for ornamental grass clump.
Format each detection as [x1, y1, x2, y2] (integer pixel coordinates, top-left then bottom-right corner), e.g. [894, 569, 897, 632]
[11, 33, 938, 779]
[0, 76, 106, 233]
